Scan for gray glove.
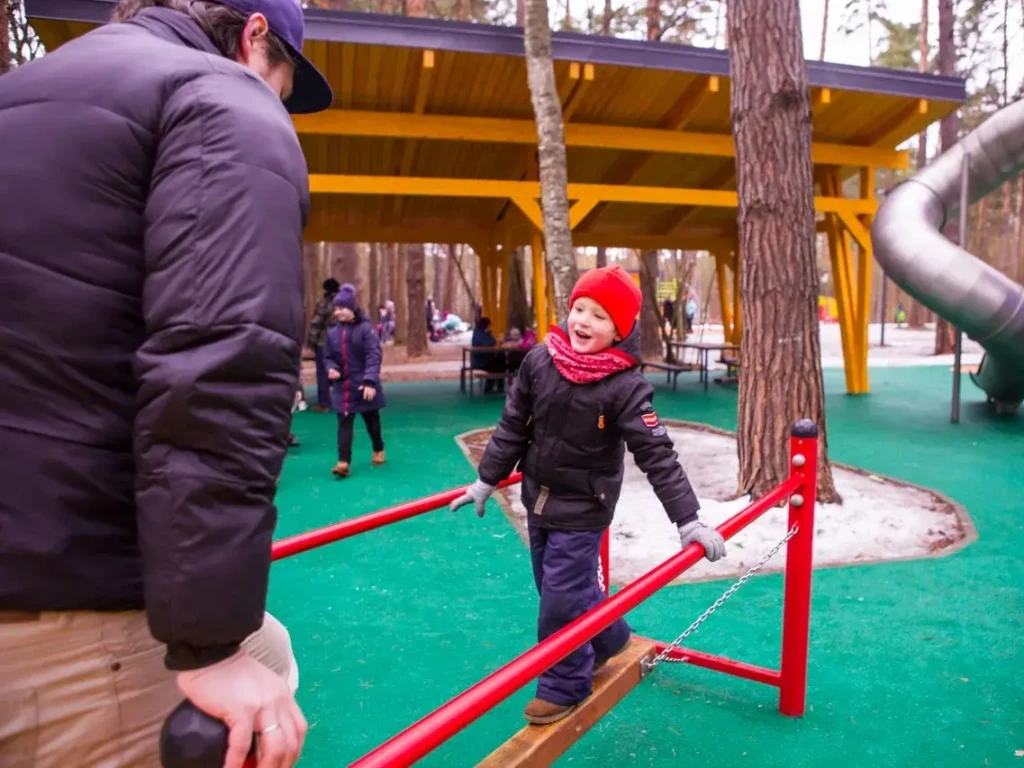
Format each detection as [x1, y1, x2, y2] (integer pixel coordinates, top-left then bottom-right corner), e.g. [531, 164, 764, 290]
[449, 479, 496, 518]
[678, 521, 726, 562]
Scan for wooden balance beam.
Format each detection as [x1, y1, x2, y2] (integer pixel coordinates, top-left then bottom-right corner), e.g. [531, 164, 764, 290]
[477, 637, 658, 768]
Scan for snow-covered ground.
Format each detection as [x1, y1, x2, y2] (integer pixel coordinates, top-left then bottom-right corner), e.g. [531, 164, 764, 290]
[458, 424, 973, 587]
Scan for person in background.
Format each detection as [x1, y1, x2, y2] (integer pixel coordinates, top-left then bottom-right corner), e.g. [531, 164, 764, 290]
[450, 266, 724, 725]
[308, 277, 340, 413]
[471, 316, 506, 394]
[0, 0, 333, 762]
[325, 284, 387, 478]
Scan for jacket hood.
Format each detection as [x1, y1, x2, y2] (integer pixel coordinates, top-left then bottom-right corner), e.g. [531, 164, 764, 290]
[554, 320, 641, 366]
[126, 7, 222, 57]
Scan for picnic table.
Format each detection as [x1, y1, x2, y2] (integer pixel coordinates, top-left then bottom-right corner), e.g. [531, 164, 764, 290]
[460, 344, 531, 395]
[667, 341, 741, 392]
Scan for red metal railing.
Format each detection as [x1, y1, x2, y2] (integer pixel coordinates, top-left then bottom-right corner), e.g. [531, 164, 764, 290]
[349, 420, 818, 768]
[271, 473, 523, 560]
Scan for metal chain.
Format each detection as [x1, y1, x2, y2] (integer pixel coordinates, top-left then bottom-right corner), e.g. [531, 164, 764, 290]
[643, 524, 800, 673]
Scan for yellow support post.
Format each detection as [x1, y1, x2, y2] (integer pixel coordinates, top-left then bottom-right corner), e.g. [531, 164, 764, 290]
[714, 253, 733, 341]
[823, 173, 859, 395]
[530, 231, 548, 340]
[855, 165, 876, 394]
[827, 170, 868, 394]
[497, 244, 512, 337]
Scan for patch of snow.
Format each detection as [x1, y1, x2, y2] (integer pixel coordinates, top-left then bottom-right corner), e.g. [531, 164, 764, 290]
[467, 424, 971, 586]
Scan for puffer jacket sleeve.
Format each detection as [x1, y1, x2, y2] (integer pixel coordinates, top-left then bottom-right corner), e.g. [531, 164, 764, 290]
[324, 326, 341, 375]
[477, 347, 537, 486]
[361, 321, 383, 385]
[615, 377, 700, 526]
[132, 73, 308, 671]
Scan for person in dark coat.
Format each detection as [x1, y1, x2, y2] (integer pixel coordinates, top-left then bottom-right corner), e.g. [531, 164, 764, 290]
[325, 284, 387, 478]
[308, 277, 340, 412]
[471, 316, 507, 393]
[0, 0, 331, 764]
[450, 265, 726, 725]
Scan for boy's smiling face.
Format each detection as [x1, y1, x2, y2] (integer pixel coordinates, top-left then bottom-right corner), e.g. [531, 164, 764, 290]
[568, 296, 620, 354]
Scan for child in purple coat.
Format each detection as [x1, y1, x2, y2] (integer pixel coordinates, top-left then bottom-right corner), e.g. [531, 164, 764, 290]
[324, 284, 386, 478]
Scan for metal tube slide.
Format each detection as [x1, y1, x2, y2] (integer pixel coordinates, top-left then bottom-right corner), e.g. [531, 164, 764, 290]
[350, 475, 802, 768]
[871, 97, 1024, 413]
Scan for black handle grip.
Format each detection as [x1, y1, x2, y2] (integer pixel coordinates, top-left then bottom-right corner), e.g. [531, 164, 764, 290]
[160, 700, 232, 768]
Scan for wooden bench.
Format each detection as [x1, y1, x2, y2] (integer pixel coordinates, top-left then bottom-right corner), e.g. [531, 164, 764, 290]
[640, 359, 696, 391]
[715, 356, 741, 386]
[465, 370, 513, 396]
[477, 637, 658, 768]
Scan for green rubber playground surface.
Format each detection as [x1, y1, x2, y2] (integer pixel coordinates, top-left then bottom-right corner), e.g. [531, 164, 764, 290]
[271, 365, 1024, 767]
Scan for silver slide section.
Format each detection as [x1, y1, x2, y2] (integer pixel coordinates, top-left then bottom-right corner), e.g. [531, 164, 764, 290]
[871, 97, 1024, 413]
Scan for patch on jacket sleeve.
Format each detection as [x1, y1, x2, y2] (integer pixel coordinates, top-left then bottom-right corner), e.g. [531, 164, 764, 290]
[641, 412, 659, 428]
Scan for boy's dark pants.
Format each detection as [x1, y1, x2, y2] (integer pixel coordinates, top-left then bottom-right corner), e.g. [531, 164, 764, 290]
[528, 525, 631, 706]
[336, 411, 384, 462]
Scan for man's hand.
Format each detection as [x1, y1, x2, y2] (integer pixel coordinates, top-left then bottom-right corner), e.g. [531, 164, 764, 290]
[177, 651, 308, 768]
[327, 369, 340, 381]
[449, 479, 496, 518]
[360, 385, 376, 401]
[677, 520, 726, 562]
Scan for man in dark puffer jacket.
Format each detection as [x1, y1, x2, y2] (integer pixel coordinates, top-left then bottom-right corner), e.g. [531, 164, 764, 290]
[0, 0, 331, 765]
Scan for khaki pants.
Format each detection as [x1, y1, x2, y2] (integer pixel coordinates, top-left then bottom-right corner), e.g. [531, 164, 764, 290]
[0, 611, 298, 767]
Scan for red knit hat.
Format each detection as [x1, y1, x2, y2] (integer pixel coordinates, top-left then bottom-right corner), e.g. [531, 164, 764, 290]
[569, 265, 642, 338]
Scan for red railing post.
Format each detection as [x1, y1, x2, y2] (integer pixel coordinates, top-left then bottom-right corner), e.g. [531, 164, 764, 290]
[778, 418, 819, 717]
[599, 529, 610, 596]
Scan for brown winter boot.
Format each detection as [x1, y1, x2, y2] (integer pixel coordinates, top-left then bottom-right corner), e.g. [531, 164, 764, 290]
[331, 461, 350, 478]
[523, 698, 577, 725]
[593, 635, 633, 673]
[371, 451, 386, 466]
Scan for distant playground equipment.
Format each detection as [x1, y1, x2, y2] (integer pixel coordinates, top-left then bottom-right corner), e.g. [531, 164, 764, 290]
[161, 422, 821, 768]
[818, 296, 838, 324]
[872, 97, 1024, 416]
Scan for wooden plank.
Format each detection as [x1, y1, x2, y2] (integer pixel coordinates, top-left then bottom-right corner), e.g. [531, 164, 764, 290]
[477, 638, 657, 768]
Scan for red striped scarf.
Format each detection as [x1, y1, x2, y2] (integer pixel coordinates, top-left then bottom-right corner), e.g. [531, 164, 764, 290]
[544, 326, 636, 384]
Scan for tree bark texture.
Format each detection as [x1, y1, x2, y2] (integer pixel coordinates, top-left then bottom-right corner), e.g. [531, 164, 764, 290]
[1, 6, 12, 75]
[524, 0, 578, 320]
[406, 244, 428, 356]
[639, 250, 663, 359]
[431, 245, 443, 306]
[443, 244, 458, 313]
[595, 247, 607, 268]
[818, 0, 828, 59]
[728, 0, 838, 502]
[933, 0, 958, 355]
[369, 243, 380, 318]
[394, 245, 408, 344]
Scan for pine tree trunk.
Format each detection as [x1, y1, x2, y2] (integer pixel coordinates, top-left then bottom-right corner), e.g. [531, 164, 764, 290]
[595, 247, 607, 268]
[934, 0, 958, 356]
[1015, 175, 1024, 284]
[1, 7, 12, 75]
[524, 0, 578, 320]
[508, 249, 532, 331]
[639, 250, 663, 358]
[369, 243, 380, 318]
[432, 245, 443, 308]
[443, 244, 457, 314]
[394, 245, 408, 344]
[729, 0, 839, 502]
[406, 244, 428, 356]
[818, 0, 829, 59]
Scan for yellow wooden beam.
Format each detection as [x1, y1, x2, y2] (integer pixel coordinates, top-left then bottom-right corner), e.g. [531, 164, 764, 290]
[530, 230, 547, 339]
[308, 174, 877, 215]
[868, 99, 931, 148]
[562, 63, 595, 122]
[812, 87, 832, 120]
[714, 253, 733, 340]
[823, 172, 862, 394]
[292, 111, 910, 169]
[835, 210, 871, 254]
[569, 198, 600, 229]
[512, 197, 545, 231]
[660, 75, 720, 132]
[557, 61, 582, 106]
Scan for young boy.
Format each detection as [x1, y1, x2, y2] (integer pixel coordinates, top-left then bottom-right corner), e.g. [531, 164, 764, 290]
[450, 265, 725, 724]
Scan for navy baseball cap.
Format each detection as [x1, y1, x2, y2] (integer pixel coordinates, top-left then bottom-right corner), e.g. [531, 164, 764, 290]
[218, 0, 333, 113]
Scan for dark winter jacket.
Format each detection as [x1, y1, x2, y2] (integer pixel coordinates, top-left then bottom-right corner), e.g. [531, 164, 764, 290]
[471, 327, 498, 369]
[325, 312, 386, 415]
[477, 326, 700, 531]
[0, 9, 308, 670]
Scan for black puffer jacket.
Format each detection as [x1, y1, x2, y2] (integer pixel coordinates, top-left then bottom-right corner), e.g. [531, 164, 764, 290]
[0, 9, 307, 670]
[477, 325, 700, 531]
